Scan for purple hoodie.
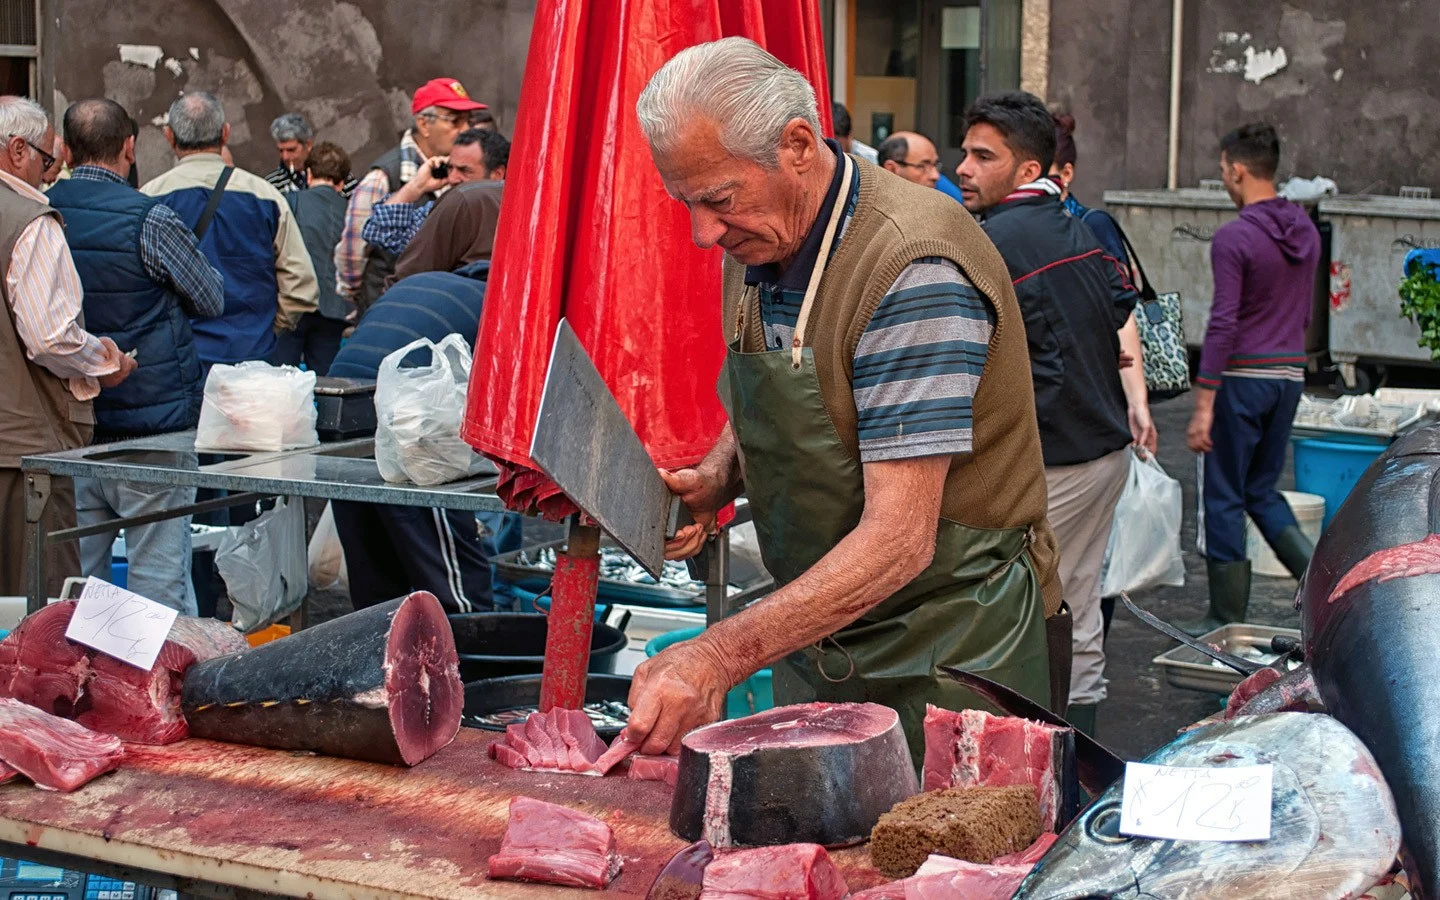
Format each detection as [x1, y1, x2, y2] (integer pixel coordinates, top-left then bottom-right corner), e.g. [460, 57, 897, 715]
[1197, 197, 1320, 389]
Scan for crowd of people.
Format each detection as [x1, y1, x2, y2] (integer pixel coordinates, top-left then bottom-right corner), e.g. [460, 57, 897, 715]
[0, 42, 1320, 739]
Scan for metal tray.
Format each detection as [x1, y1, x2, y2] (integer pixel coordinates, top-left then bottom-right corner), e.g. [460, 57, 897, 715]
[1152, 623, 1302, 694]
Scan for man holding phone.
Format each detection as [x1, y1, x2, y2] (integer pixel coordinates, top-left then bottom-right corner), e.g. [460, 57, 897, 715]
[361, 129, 508, 258]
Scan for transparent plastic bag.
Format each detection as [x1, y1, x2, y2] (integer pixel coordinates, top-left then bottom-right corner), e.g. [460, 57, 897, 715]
[195, 361, 318, 452]
[1101, 448, 1186, 596]
[216, 497, 307, 633]
[374, 334, 480, 486]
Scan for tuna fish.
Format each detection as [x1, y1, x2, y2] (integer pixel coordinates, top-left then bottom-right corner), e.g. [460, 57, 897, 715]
[1012, 713, 1401, 899]
[1296, 425, 1440, 898]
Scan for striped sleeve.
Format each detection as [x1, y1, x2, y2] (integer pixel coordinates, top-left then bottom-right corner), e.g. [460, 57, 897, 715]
[852, 257, 995, 463]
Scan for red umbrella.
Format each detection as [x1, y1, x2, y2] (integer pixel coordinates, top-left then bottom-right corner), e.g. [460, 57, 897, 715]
[463, 0, 831, 709]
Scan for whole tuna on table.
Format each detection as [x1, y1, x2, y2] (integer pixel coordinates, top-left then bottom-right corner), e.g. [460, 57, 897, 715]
[181, 592, 462, 766]
[1297, 424, 1440, 898]
[1012, 713, 1400, 899]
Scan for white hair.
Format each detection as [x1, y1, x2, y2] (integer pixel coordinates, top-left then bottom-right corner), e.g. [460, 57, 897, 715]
[636, 37, 819, 169]
[0, 96, 50, 146]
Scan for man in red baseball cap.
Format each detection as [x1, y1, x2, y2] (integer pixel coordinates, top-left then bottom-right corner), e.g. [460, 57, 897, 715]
[336, 77, 491, 312]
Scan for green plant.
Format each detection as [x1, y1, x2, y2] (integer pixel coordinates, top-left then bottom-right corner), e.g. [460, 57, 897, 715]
[1399, 265, 1440, 360]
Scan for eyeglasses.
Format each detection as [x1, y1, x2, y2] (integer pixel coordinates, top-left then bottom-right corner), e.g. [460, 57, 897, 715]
[422, 111, 471, 128]
[8, 135, 54, 170]
[896, 159, 941, 172]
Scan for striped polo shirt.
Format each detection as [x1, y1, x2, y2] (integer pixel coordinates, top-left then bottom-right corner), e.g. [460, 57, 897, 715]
[746, 147, 995, 463]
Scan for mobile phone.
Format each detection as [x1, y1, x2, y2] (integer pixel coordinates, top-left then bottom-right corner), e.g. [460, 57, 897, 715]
[431, 161, 450, 179]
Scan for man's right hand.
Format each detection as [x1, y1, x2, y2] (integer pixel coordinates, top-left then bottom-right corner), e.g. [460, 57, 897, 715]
[661, 466, 724, 560]
[391, 156, 449, 204]
[96, 337, 137, 388]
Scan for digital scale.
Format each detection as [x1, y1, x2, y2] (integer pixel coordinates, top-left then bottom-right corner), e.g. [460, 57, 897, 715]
[0, 858, 156, 900]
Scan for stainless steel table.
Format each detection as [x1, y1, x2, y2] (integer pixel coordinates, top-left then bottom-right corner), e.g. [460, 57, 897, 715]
[19, 430, 506, 616]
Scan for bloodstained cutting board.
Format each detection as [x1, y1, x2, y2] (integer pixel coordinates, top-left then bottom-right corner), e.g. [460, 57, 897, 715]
[0, 730, 890, 898]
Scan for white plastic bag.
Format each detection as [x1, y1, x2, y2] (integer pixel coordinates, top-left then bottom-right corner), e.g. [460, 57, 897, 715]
[1100, 448, 1186, 596]
[307, 500, 348, 591]
[216, 497, 308, 633]
[195, 361, 318, 452]
[374, 334, 480, 486]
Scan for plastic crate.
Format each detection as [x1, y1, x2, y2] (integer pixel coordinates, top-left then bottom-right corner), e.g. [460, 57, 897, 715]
[1292, 438, 1386, 529]
[645, 626, 774, 719]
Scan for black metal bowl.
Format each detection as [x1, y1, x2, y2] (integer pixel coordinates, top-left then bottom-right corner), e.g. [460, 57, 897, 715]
[461, 673, 634, 739]
[447, 612, 628, 682]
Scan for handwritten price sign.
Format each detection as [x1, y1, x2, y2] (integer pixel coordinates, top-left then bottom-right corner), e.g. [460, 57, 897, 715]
[64, 577, 178, 670]
[1120, 762, 1273, 842]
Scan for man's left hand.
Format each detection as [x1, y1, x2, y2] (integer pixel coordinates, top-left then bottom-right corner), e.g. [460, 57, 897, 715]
[1186, 408, 1214, 453]
[623, 637, 732, 755]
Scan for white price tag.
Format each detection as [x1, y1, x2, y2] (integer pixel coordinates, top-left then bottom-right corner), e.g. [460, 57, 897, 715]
[64, 577, 177, 670]
[1120, 762, 1273, 842]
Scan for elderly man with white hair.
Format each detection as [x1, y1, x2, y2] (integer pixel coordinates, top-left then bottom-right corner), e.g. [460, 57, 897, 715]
[0, 95, 136, 597]
[621, 38, 1064, 762]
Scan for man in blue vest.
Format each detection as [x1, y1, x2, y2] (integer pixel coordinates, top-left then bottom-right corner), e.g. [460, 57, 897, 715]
[48, 98, 226, 612]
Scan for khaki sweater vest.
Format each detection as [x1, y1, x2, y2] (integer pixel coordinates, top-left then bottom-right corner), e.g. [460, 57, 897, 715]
[722, 160, 1061, 615]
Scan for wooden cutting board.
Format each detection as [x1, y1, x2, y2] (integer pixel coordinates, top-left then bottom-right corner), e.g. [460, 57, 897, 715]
[0, 730, 889, 898]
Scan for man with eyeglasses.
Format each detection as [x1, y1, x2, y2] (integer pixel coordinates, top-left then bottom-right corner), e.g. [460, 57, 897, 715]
[336, 78, 488, 314]
[0, 96, 137, 598]
[877, 131, 942, 189]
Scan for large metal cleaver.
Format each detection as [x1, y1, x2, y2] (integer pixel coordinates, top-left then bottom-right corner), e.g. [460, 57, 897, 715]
[529, 319, 682, 579]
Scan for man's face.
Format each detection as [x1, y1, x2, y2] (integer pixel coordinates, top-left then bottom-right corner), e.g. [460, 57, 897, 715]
[276, 139, 311, 171]
[1220, 152, 1244, 208]
[652, 118, 820, 267]
[956, 123, 1026, 214]
[419, 109, 470, 154]
[447, 142, 488, 184]
[6, 125, 54, 188]
[883, 133, 940, 188]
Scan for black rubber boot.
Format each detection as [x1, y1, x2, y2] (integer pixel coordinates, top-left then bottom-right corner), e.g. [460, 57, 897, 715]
[1182, 560, 1252, 637]
[1065, 702, 1098, 738]
[1270, 525, 1315, 580]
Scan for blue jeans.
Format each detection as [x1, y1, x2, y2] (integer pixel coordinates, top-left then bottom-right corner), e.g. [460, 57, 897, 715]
[75, 476, 198, 615]
[1202, 376, 1304, 563]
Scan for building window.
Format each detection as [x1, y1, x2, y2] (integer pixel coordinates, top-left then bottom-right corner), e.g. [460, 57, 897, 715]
[853, 0, 921, 146]
[0, 0, 38, 96]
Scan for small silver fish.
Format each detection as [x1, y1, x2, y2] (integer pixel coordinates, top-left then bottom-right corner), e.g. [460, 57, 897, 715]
[1014, 713, 1400, 900]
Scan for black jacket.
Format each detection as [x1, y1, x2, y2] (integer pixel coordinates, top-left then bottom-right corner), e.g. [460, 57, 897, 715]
[981, 193, 1138, 467]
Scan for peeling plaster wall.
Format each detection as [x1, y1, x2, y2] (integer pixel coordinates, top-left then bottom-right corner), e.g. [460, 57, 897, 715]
[1048, 0, 1440, 197]
[55, 0, 535, 181]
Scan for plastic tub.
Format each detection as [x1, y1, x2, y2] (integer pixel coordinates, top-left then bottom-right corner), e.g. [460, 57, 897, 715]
[1247, 491, 1325, 577]
[645, 626, 774, 720]
[448, 612, 628, 683]
[1292, 438, 1387, 528]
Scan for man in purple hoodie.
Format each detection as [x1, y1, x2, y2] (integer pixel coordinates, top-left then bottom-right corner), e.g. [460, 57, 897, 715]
[1185, 123, 1320, 634]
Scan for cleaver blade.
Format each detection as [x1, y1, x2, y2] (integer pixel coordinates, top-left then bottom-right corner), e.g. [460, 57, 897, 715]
[529, 319, 678, 580]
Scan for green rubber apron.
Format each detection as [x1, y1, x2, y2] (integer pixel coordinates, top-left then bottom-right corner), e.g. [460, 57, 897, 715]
[721, 154, 1050, 767]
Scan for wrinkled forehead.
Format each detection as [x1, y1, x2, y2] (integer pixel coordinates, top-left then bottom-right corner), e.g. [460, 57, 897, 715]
[451, 142, 484, 162]
[651, 120, 760, 202]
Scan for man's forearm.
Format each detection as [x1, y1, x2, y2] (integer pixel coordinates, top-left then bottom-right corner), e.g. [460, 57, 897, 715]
[698, 423, 744, 506]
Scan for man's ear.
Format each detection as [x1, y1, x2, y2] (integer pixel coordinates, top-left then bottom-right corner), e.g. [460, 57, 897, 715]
[220, 122, 231, 147]
[1017, 158, 1043, 185]
[163, 126, 178, 151]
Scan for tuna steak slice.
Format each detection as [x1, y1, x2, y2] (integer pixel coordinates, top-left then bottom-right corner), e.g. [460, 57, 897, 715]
[0, 698, 124, 791]
[0, 760, 17, 784]
[671, 702, 919, 849]
[181, 592, 461, 766]
[630, 754, 679, 786]
[851, 854, 1033, 900]
[488, 710, 609, 774]
[0, 601, 89, 717]
[921, 706, 1077, 830]
[75, 616, 247, 744]
[487, 796, 623, 888]
[697, 844, 848, 900]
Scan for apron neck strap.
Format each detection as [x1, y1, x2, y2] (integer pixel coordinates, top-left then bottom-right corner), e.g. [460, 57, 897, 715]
[791, 153, 853, 370]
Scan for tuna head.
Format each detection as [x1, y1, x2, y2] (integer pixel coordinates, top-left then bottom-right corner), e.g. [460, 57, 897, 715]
[1015, 714, 1401, 900]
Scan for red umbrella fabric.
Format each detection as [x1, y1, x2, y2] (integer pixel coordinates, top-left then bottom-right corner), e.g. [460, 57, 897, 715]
[462, 0, 832, 518]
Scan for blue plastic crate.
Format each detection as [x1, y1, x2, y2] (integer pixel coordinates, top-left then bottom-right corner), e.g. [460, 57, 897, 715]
[645, 626, 774, 719]
[1292, 438, 1387, 529]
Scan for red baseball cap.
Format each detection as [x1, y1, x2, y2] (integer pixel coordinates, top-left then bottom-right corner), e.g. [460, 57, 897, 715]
[410, 78, 488, 115]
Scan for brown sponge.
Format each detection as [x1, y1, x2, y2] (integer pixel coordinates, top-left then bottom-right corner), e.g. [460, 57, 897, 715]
[869, 785, 1042, 879]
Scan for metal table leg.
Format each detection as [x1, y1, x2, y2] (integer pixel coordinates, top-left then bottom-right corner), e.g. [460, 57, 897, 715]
[705, 529, 732, 626]
[24, 471, 51, 614]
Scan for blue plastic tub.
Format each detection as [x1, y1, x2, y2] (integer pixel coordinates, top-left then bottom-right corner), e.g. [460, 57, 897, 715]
[1293, 438, 1387, 529]
[645, 627, 774, 720]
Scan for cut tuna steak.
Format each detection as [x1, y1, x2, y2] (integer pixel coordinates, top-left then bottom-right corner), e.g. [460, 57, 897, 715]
[487, 796, 623, 888]
[921, 706, 1077, 830]
[0, 698, 124, 791]
[181, 592, 461, 766]
[0, 761, 17, 784]
[631, 754, 679, 786]
[671, 702, 919, 849]
[0, 601, 88, 717]
[75, 616, 247, 744]
[487, 710, 608, 774]
[698, 844, 848, 900]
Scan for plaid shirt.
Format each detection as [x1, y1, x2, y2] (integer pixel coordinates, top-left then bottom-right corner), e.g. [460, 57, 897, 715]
[359, 198, 433, 256]
[335, 131, 424, 298]
[70, 166, 225, 318]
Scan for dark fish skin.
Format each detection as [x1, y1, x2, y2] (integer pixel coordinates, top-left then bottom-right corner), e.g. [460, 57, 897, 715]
[1297, 424, 1440, 900]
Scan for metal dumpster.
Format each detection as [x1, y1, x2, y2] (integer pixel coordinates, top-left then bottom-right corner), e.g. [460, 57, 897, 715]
[1104, 188, 1331, 359]
[1321, 193, 1440, 389]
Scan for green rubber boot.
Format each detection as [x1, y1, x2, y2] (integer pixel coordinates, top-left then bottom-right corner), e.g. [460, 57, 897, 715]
[1271, 525, 1315, 580]
[1065, 702, 1098, 738]
[1182, 560, 1252, 637]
